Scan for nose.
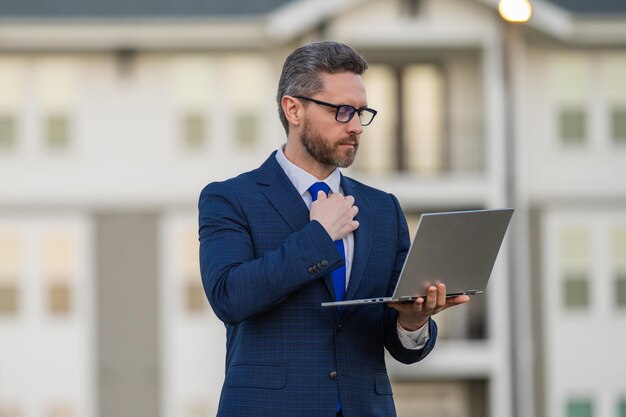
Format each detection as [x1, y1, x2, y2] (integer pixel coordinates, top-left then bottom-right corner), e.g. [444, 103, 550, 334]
[346, 113, 363, 135]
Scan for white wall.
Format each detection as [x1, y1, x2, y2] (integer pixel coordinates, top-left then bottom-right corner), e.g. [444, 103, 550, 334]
[542, 208, 626, 417]
[0, 53, 283, 208]
[0, 214, 94, 417]
[524, 48, 626, 202]
[160, 212, 226, 417]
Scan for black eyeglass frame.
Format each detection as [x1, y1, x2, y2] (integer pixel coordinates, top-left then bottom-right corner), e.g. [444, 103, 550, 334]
[293, 95, 377, 126]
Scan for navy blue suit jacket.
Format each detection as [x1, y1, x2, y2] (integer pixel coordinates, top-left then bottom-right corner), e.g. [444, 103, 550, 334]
[199, 152, 437, 417]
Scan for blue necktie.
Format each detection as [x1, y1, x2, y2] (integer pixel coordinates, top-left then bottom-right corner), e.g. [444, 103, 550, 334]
[308, 182, 346, 303]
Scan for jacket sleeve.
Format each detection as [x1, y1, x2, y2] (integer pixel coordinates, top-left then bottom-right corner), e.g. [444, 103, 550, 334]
[383, 193, 438, 364]
[198, 182, 343, 325]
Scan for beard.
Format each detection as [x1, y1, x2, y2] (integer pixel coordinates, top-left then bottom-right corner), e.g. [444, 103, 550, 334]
[300, 120, 359, 168]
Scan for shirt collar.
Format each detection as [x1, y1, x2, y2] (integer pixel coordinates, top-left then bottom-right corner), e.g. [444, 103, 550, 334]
[275, 145, 341, 197]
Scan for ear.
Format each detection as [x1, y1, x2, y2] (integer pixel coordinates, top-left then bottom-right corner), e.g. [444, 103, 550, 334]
[281, 95, 303, 128]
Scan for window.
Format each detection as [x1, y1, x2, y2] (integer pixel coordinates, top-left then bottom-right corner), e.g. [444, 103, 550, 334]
[604, 55, 626, 145]
[0, 114, 16, 150]
[612, 107, 626, 144]
[356, 64, 449, 174]
[550, 55, 588, 146]
[37, 58, 76, 151]
[563, 272, 589, 308]
[393, 380, 486, 417]
[48, 283, 71, 314]
[0, 58, 23, 152]
[358, 65, 396, 172]
[235, 112, 258, 148]
[559, 107, 586, 145]
[403, 64, 445, 174]
[182, 112, 207, 148]
[223, 55, 269, 149]
[0, 233, 20, 315]
[180, 231, 206, 313]
[43, 232, 75, 315]
[560, 227, 590, 309]
[617, 272, 626, 309]
[401, 0, 422, 17]
[0, 284, 18, 315]
[171, 57, 214, 149]
[46, 114, 70, 150]
[618, 397, 626, 417]
[566, 398, 593, 417]
[359, 58, 482, 175]
[613, 227, 626, 308]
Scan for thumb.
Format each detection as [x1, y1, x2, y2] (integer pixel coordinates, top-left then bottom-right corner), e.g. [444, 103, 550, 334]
[316, 191, 327, 201]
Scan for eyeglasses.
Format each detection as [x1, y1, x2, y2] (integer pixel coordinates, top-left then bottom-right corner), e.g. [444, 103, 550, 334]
[293, 95, 377, 126]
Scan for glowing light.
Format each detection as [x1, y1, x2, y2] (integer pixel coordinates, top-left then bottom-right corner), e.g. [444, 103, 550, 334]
[498, 0, 533, 23]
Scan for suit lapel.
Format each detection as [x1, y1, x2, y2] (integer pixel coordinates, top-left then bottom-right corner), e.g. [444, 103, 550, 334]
[258, 153, 310, 233]
[341, 175, 372, 303]
[257, 153, 336, 300]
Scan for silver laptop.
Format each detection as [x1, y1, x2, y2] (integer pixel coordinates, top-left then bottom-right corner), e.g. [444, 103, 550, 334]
[321, 208, 513, 307]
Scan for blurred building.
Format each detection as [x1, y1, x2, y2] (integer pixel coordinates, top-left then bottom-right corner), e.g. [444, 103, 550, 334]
[0, 1, 625, 417]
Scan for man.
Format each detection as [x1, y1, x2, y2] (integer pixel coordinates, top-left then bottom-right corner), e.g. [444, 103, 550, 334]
[198, 41, 469, 417]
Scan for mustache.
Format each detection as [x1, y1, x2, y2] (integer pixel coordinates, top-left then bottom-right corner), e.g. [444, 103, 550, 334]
[337, 135, 359, 147]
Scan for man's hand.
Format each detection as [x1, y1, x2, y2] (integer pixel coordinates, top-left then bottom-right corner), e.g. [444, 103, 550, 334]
[389, 283, 470, 331]
[310, 191, 359, 241]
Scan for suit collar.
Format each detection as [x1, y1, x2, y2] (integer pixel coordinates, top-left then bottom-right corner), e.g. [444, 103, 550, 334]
[257, 150, 282, 186]
[274, 145, 341, 200]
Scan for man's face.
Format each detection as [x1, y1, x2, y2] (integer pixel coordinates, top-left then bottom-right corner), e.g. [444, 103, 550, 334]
[300, 116, 359, 168]
[299, 72, 367, 168]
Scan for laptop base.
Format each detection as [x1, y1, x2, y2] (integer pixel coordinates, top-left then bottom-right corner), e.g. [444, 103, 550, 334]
[321, 290, 482, 308]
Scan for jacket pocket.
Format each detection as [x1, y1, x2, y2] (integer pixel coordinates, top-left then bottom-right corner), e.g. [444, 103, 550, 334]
[225, 363, 286, 390]
[374, 371, 393, 395]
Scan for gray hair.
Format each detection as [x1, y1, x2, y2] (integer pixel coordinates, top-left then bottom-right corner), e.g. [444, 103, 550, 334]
[276, 41, 368, 134]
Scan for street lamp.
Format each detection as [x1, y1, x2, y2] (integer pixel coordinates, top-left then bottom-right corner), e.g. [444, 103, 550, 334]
[498, 0, 532, 23]
[498, 1, 532, 417]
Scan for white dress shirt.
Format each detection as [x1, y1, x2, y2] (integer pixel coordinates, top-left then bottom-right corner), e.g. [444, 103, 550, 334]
[275, 146, 428, 349]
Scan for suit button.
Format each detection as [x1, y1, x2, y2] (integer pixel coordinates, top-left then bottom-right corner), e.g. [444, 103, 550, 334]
[335, 324, 342, 333]
[317, 262, 323, 269]
[329, 371, 338, 380]
[308, 267, 315, 274]
[321, 259, 328, 267]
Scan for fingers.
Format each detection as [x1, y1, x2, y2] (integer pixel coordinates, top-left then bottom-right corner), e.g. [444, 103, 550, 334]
[447, 294, 470, 306]
[338, 220, 359, 237]
[312, 192, 356, 212]
[393, 283, 472, 331]
[436, 283, 446, 307]
[310, 193, 359, 241]
[424, 286, 438, 310]
[412, 284, 451, 314]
